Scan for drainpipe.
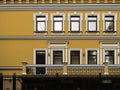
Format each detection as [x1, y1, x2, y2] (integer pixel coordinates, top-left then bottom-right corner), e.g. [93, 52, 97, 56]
[21, 62, 28, 75]
[63, 62, 68, 75]
[103, 60, 109, 75]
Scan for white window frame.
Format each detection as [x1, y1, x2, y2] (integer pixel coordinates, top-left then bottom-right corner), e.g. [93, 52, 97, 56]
[51, 12, 65, 33]
[33, 12, 48, 33]
[69, 49, 82, 64]
[103, 49, 116, 64]
[85, 12, 100, 33]
[102, 12, 117, 33]
[33, 48, 47, 74]
[68, 12, 82, 33]
[51, 49, 64, 64]
[86, 48, 99, 64]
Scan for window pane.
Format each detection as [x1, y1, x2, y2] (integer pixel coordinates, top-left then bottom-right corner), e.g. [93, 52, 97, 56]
[54, 22, 62, 31]
[71, 22, 79, 31]
[37, 22, 45, 31]
[70, 51, 80, 64]
[54, 16, 63, 20]
[88, 22, 96, 31]
[37, 17, 46, 21]
[105, 21, 114, 31]
[105, 50, 114, 64]
[88, 50, 97, 64]
[53, 51, 62, 64]
[71, 17, 80, 20]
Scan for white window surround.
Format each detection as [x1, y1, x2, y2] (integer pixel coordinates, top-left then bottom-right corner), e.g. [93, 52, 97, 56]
[33, 48, 47, 74]
[34, 48, 47, 65]
[102, 12, 117, 33]
[68, 12, 83, 33]
[51, 12, 65, 33]
[33, 12, 48, 33]
[51, 49, 64, 64]
[103, 49, 116, 64]
[86, 48, 99, 64]
[85, 12, 100, 33]
[68, 48, 82, 64]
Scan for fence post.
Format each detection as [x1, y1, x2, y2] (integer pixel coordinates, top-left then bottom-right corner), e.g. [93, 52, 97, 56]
[0, 73, 3, 90]
[13, 73, 16, 90]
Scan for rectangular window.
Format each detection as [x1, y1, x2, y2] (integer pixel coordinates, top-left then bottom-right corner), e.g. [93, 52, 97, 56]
[70, 16, 80, 32]
[105, 50, 114, 64]
[53, 50, 63, 64]
[87, 50, 97, 64]
[53, 16, 63, 32]
[88, 16, 97, 32]
[105, 16, 114, 32]
[70, 50, 80, 64]
[36, 16, 46, 32]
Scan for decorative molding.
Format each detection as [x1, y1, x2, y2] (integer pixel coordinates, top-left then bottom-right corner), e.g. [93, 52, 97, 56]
[0, 4, 120, 10]
[1, 36, 120, 40]
[0, 66, 22, 70]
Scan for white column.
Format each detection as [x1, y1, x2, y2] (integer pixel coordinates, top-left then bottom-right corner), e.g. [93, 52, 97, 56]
[50, 0, 52, 3]
[57, 0, 60, 3]
[97, 0, 100, 3]
[11, 0, 14, 4]
[89, 0, 92, 3]
[65, 0, 68, 3]
[42, 0, 45, 3]
[34, 0, 37, 3]
[26, 0, 30, 3]
[81, 0, 84, 3]
[112, 0, 115, 3]
[73, 0, 76, 3]
[3, 0, 6, 4]
[18, 0, 22, 4]
[104, 0, 108, 3]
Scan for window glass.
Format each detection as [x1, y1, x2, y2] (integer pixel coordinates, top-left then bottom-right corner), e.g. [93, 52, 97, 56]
[88, 16, 97, 31]
[70, 16, 80, 31]
[53, 51, 63, 64]
[53, 16, 63, 31]
[105, 50, 114, 64]
[105, 16, 114, 31]
[70, 50, 80, 64]
[36, 16, 46, 32]
[88, 50, 97, 64]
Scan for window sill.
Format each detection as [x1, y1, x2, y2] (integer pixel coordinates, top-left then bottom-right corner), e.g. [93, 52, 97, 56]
[51, 31, 65, 33]
[34, 31, 48, 33]
[69, 31, 82, 33]
[103, 31, 117, 33]
[86, 31, 99, 33]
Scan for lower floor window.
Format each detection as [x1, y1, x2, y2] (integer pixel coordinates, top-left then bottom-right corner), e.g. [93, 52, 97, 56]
[105, 50, 114, 64]
[87, 50, 97, 64]
[53, 50, 63, 64]
[70, 50, 80, 64]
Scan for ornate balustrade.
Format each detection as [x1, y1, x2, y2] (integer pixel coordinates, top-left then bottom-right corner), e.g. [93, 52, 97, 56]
[25, 64, 120, 75]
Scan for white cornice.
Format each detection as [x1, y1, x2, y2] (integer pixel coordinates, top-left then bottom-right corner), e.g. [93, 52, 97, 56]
[0, 4, 120, 10]
[0, 36, 120, 40]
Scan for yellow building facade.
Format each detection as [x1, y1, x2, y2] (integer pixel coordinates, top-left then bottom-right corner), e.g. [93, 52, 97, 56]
[0, 0, 120, 76]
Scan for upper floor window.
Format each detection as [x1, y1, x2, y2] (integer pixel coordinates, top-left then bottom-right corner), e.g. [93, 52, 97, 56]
[87, 50, 97, 64]
[86, 13, 100, 34]
[36, 16, 46, 32]
[105, 16, 114, 32]
[70, 16, 80, 32]
[103, 13, 117, 33]
[87, 16, 97, 32]
[53, 16, 63, 32]
[34, 13, 48, 34]
[105, 50, 115, 64]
